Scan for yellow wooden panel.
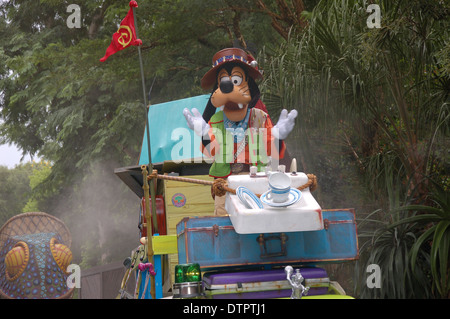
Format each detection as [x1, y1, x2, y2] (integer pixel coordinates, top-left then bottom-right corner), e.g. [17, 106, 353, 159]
[163, 175, 215, 284]
[152, 235, 178, 255]
[164, 175, 215, 235]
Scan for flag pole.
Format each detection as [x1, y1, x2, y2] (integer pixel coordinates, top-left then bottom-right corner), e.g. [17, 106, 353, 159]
[133, 5, 157, 300]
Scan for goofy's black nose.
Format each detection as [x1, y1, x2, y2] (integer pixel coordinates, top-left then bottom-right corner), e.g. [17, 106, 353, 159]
[219, 77, 233, 94]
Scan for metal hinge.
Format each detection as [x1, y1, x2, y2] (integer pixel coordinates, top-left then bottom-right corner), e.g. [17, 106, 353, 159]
[257, 233, 288, 258]
[212, 224, 219, 237]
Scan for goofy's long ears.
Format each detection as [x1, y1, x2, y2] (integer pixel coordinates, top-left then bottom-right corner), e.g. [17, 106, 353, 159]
[202, 97, 216, 124]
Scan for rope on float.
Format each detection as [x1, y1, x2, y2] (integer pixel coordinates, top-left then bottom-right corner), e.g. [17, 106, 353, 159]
[146, 170, 317, 197]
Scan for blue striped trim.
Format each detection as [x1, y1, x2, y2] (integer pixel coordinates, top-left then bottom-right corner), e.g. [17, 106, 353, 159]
[270, 188, 290, 195]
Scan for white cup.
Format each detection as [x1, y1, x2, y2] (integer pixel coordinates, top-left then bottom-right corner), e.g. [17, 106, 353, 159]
[267, 172, 291, 203]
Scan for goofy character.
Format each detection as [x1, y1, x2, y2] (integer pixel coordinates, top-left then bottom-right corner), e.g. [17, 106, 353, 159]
[183, 48, 297, 216]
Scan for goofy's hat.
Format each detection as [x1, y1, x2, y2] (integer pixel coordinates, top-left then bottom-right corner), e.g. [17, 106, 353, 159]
[201, 47, 263, 90]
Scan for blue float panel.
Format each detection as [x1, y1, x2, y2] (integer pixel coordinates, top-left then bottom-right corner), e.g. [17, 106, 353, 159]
[139, 94, 210, 165]
[176, 209, 358, 270]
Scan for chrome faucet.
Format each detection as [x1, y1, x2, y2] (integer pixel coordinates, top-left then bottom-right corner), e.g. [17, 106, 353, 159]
[285, 266, 310, 299]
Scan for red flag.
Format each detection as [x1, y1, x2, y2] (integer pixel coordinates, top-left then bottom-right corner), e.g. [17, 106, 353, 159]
[99, 1, 142, 62]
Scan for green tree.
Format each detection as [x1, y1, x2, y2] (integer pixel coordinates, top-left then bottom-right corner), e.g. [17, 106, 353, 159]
[389, 180, 450, 299]
[262, 0, 449, 199]
[0, 164, 32, 225]
[22, 160, 52, 212]
[260, 0, 449, 298]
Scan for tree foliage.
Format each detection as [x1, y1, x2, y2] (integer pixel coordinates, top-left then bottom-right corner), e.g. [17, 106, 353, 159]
[0, 164, 32, 225]
[261, 0, 449, 201]
[259, 0, 449, 298]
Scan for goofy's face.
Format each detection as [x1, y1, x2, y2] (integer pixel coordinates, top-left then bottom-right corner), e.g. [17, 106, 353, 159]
[210, 64, 252, 122]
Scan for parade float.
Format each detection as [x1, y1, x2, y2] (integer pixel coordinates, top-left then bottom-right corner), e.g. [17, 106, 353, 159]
[114, 94, 358, 299]
[113, 48, 359, 299]
[98, 1, 357, 300]
[0, 1, 358, 300]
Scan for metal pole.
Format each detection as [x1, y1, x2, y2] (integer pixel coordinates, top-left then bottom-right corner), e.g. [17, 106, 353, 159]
[132, 6, 158, 233]
[133, 6, 157, 300]
[141, 166, 156, 300]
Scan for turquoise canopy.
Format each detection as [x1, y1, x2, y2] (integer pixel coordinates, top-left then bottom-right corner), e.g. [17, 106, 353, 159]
[139, 94, 210, 165]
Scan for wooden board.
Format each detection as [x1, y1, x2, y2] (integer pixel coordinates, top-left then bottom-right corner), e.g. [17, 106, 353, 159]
[164, 175, 215, 234]
[163, 175, 215, 283]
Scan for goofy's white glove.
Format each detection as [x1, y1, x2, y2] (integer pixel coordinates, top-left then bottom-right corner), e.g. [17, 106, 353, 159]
[183, 108, 210, 137]
[273, 109, 298, 140]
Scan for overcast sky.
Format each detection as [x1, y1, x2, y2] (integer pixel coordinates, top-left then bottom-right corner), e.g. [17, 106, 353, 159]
[0, 143, 34, 169]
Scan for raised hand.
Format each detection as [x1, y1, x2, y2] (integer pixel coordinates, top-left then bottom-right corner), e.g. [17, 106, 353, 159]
[273, 109, 298, 140]
[183, 107, 210, 137]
